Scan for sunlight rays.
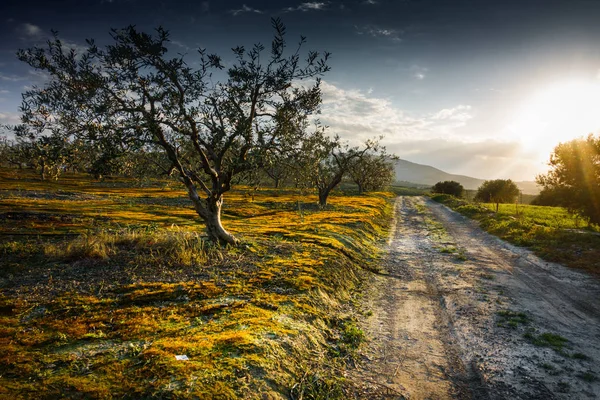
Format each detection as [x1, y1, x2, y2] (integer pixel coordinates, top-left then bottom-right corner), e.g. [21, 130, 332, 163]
[507, 79, 600, 159]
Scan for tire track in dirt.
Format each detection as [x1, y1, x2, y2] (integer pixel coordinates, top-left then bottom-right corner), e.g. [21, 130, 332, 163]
[350, 196, 600, 399]
[349, 196, 480, 399]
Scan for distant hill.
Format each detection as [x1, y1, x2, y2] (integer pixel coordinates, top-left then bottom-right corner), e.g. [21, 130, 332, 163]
[393, 159, 540, 195]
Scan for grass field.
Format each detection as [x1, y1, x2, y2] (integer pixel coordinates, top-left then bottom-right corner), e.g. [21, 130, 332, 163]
[478, 203, 596, 231]
[0, 168, 393, 399]
[431, 194, 600, 276]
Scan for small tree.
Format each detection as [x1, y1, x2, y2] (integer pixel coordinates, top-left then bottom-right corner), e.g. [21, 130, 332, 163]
[263, 152, 293, 188]
[16, 20, 330, 244]
[348, 153, 396, 194]
[12, 126, 73, 180]
[536, 134, 600, 225]
[298, 131, 384, 207]
[475, 179, 519, 212]
[431, 180, 464, 197]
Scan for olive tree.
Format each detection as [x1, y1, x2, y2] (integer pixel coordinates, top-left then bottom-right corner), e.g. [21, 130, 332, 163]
[348, 153, 396, 194]
[474, 179, 519, 212]
[16, 19, 329, 244]
[295, 131, 384, 207]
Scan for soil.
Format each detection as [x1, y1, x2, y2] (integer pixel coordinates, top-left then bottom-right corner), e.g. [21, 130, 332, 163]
[349, 196, 600, 399]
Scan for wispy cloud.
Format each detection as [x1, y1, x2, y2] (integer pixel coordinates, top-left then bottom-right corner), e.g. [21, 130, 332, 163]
[283, 2, 328, 12]
[0, 73, 27, 82]
[18, 23, 42, 37]
[230, 4, 263, 16]
[355, 25, 403, 42]
[410, 65, 428, 80]
[363, 0, 377, 4]
[170, 40, 190, 51]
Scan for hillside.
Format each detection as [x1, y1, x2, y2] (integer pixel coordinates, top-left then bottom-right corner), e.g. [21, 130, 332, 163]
[394, 159, 540, 195]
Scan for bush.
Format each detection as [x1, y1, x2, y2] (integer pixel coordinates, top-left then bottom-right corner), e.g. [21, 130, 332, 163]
[431, 180, 464, 197]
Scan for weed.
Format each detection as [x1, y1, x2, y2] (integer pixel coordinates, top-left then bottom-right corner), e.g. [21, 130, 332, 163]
[572, 352, 591, 361]
[496, 310, 529, 329]
[524, 331, 568, 353]
[577, 371, 597, 382]
[342, 320, 366, 348]
[540, 363, 555, 371]
[439, 246, 457, 254]
[556, 381, 570, 393]
[455, 248, 468, 261]
[290, 369, 345, 400]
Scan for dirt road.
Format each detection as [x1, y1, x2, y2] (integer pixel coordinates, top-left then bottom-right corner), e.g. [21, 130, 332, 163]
[350, 196, 600, 399]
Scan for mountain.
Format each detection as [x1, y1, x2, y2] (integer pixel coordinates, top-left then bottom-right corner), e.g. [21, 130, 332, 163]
[393, 159, 540, 195]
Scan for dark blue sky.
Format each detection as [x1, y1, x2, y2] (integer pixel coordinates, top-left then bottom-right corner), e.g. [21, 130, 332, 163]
[2, 0, 600, 179]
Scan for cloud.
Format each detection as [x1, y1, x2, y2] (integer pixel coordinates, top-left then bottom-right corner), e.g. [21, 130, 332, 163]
[355, 25, 402, 42]
[0, 73, 27, 82]
[363, 0, 377, 4]
[318, 80, 472, 142]
[170, 40, 190, 51]
[18, 23, 42, 38]
[230, 4, 263, 16]
[58, 39, 89, 56]
[432, 105, 472, 122]
[410, 65, 428, 80]
[283, 2, 328, 12]
[0, 112, 21, 126]
[314, 80, 545, 180]
[201, 1, 210, 12]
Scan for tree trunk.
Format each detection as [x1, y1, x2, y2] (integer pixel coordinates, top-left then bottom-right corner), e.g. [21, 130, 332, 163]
[40, 161, 46, 181]
[204, 199, 237, 245]
[357, 183, 364, 194]
[274, 177, 280, 189]
[318, 172, 344, 208]
[189, 190, 238, 246]
[318, 188, 330, 208]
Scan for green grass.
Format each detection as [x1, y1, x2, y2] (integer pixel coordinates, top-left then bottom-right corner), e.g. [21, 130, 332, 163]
[577, 371, 597, 382]
[479, 203, 595, 231]
[496, 310, 529, 328]
[0, 168, 394, 399]
[524, 331, 569, 353]
[431, 194, 600, 275]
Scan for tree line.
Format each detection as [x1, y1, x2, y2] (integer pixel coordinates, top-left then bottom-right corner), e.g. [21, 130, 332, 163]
[1, 19, 396, 245]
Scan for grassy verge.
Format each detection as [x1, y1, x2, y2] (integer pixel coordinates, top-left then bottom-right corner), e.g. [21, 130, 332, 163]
[0, 169, 393, 399]
[430, 194, 600, 276]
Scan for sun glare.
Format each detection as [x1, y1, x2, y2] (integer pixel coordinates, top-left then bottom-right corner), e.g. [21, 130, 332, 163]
[508, 80, 600, 157]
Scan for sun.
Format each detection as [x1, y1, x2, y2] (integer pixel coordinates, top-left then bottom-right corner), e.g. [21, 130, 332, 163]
[507, 79, 600, 157]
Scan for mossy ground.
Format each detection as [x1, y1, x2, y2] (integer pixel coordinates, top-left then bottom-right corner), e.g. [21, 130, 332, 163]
[0, 168, 393, 399]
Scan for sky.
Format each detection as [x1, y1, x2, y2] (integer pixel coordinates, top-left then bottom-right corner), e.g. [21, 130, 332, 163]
[2, 0, 600, 181]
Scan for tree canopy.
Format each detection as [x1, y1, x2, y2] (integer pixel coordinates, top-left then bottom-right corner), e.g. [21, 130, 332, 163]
[431, 180, 464, 197]
[15, 19, 330, 244]
[536, 134, 600, 225]
[474, 179, 519, 212]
